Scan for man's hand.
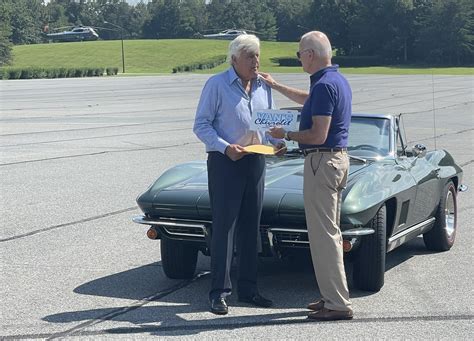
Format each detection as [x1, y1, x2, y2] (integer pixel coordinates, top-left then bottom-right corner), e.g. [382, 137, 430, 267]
[274, 142, 287, 156]
[258, 72, 277, 88]
[225, 144, 248, 161]
[268, 126, 286, 139]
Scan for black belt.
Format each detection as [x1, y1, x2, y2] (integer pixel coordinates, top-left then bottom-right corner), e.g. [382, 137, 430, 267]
[302, 147, 347, 156]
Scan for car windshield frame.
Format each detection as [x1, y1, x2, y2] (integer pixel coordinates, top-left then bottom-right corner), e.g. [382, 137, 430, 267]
[347, 115, 395, 159]
[282, 114, 396, 160]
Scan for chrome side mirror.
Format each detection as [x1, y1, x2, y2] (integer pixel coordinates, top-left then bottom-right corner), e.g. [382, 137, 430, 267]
[412, 144, 427, 158]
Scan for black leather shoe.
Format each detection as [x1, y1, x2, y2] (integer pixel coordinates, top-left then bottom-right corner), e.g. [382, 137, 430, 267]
[210, 297, 228, 315]
[238, 293, 273, 308]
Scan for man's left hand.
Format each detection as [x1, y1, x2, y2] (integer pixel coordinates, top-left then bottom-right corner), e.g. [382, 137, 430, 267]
[274, 142, 287, 156]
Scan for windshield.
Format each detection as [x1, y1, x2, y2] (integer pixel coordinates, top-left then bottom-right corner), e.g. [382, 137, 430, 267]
[348, 117, 391, 157]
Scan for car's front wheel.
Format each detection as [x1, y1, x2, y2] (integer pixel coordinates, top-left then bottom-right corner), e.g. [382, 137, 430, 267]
[161, 238, 198, 279]
[353, 204, 386, 292]
[423, 181, 457, 251]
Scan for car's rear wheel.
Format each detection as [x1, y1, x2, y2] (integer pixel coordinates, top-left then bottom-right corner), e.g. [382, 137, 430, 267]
[423, 181, 457, 251]
[161, 238, 198, 279]
[353, 204, 386, 292]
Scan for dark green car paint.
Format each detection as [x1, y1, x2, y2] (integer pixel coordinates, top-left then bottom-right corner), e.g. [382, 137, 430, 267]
[136, 114, 463, 254]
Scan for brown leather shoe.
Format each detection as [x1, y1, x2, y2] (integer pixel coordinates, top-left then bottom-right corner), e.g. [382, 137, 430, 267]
[307, 299, 324, 311]
[307, 307, 353, 321]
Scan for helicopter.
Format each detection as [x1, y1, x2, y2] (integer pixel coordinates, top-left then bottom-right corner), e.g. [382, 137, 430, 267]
[43, 25, 99, 42]
[196, 27, 262, 40]
[202, 29, 248, 40]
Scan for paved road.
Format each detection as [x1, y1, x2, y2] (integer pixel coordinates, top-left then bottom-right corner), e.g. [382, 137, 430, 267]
[1, 74, 473, 339]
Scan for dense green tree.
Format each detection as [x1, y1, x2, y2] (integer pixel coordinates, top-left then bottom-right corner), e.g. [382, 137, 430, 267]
[0, 0, 13, 65]
[9, 0, 45, 44]
[1, 0, 472, 65]
[307, 0, 357, 55]
[178, 0, 208, 38]
[349, 0, 416, 61]
[414, 0, 474, 64]
[143, 0, 207, 39]
[0, 34, 12, 66]
[273, 0, 312, 42]
[206, 0, 228, 33]
[127, 2, 151, 39]
[206, 0, 277, 41]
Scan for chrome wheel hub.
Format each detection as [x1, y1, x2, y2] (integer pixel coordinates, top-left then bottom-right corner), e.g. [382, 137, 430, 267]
[445, 189, 456, 239]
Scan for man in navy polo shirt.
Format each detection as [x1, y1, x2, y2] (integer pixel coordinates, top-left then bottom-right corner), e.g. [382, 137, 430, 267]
[260, 31, 353, 321]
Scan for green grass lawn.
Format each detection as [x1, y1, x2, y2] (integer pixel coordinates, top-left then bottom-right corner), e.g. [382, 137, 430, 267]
[10, 39, 473, 75]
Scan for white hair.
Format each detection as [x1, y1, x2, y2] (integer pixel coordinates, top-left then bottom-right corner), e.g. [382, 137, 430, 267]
[301, 31, 332, 59]
[228, 34, 260, 64]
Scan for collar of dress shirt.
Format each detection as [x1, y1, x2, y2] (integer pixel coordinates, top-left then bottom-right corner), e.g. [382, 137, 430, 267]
[227, 66, 263, 88]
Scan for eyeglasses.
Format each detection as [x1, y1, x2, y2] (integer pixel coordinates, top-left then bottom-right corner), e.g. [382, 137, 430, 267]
[296, 49, 312, 59]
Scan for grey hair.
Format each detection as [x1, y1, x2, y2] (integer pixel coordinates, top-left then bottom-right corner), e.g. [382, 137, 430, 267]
[301, 31, 332, 59]
[227, 34, 260, 64]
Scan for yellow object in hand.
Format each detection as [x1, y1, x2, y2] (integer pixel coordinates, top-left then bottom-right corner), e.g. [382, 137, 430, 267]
[243, 144, 277, 155]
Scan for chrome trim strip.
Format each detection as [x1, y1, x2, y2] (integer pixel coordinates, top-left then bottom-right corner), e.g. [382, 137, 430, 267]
[268, 228, 307, 234]
[132, 215, 207, 229]
[267, 227, 374, 237]
[132, 215, 207, 238]
[161, 227, 205, 238]
[342, 228, 375, 236]
[279, 240, 309, 244]
[388, 217, 435, 244]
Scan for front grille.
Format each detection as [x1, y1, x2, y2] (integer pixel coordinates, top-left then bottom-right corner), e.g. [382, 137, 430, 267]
[269, 228, 309, 247]
[276, 231, 309, 243]
[162, 225, 206, 237]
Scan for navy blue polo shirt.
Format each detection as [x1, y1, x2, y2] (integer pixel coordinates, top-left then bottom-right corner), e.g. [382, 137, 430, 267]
[298, 65, 352, 149]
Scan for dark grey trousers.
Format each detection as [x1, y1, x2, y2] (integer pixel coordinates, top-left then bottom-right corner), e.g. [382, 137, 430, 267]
[207, 152, 265, 300]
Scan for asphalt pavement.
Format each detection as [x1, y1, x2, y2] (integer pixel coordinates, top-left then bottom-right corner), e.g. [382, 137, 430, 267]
[1, 74, 473, 339]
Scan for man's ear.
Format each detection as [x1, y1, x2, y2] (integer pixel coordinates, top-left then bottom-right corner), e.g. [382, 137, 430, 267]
[231, 55, 236, 64]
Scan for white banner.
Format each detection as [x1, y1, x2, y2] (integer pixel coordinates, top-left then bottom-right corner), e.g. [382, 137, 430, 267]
[250, 109, 300, 148]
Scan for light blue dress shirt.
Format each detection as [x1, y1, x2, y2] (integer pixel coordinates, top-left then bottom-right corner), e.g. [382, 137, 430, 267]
[193, 67, 278, 154]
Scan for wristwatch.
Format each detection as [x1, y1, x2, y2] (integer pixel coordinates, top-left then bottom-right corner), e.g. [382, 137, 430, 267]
[284, 131, 292, 141]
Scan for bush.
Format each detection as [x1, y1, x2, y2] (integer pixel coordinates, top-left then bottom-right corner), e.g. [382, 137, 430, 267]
[0, 66, 114, 79]
[58, 68, 69, 78]
[8, 69, 21, 79]
[271, 57, 301, 67]
[106, 67, 119, 75]
[173, 55, 227, 73]
[74, 68, 84, 77]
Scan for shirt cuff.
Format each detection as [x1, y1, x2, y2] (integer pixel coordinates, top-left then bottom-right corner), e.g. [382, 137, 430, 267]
[215, 139, 229, 155]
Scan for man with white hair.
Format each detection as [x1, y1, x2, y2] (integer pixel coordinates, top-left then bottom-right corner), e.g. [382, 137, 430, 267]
[194, 34, 283, 315]
[261, 31, 354, 321]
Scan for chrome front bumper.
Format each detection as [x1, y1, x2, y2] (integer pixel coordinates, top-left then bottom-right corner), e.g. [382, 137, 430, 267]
[132, 215, 374, 252]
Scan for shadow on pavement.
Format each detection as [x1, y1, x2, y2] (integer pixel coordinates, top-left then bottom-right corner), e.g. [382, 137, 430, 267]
[43, 236, 436, 336]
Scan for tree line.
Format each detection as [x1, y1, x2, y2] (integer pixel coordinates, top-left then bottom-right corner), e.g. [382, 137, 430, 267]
[1, 0, 473, 66]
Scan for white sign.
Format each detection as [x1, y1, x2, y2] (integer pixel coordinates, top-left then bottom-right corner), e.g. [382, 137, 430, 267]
[250, 109, 300, 147]
[251, 109, 299, 131]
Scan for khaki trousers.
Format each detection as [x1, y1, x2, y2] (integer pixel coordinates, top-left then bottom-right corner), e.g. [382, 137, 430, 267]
[303, 151, 352, 312]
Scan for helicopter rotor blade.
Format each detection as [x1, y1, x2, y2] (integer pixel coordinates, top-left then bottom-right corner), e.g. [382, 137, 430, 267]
[91, 26, 118, 31]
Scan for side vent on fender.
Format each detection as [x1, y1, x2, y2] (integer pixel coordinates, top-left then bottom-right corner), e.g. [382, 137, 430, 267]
[398, 200, 409, 226]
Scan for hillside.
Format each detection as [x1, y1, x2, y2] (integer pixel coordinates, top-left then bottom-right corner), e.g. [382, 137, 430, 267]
[10, 39, 473, 75]
[12, 39, 298, 74]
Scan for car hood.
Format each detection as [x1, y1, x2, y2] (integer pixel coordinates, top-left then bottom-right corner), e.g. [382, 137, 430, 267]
[166, 158, 368, 191]
[138, 157, 371, 222]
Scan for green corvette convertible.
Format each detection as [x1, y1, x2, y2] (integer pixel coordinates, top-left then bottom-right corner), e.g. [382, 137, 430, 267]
[133, 113, 466, 292]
